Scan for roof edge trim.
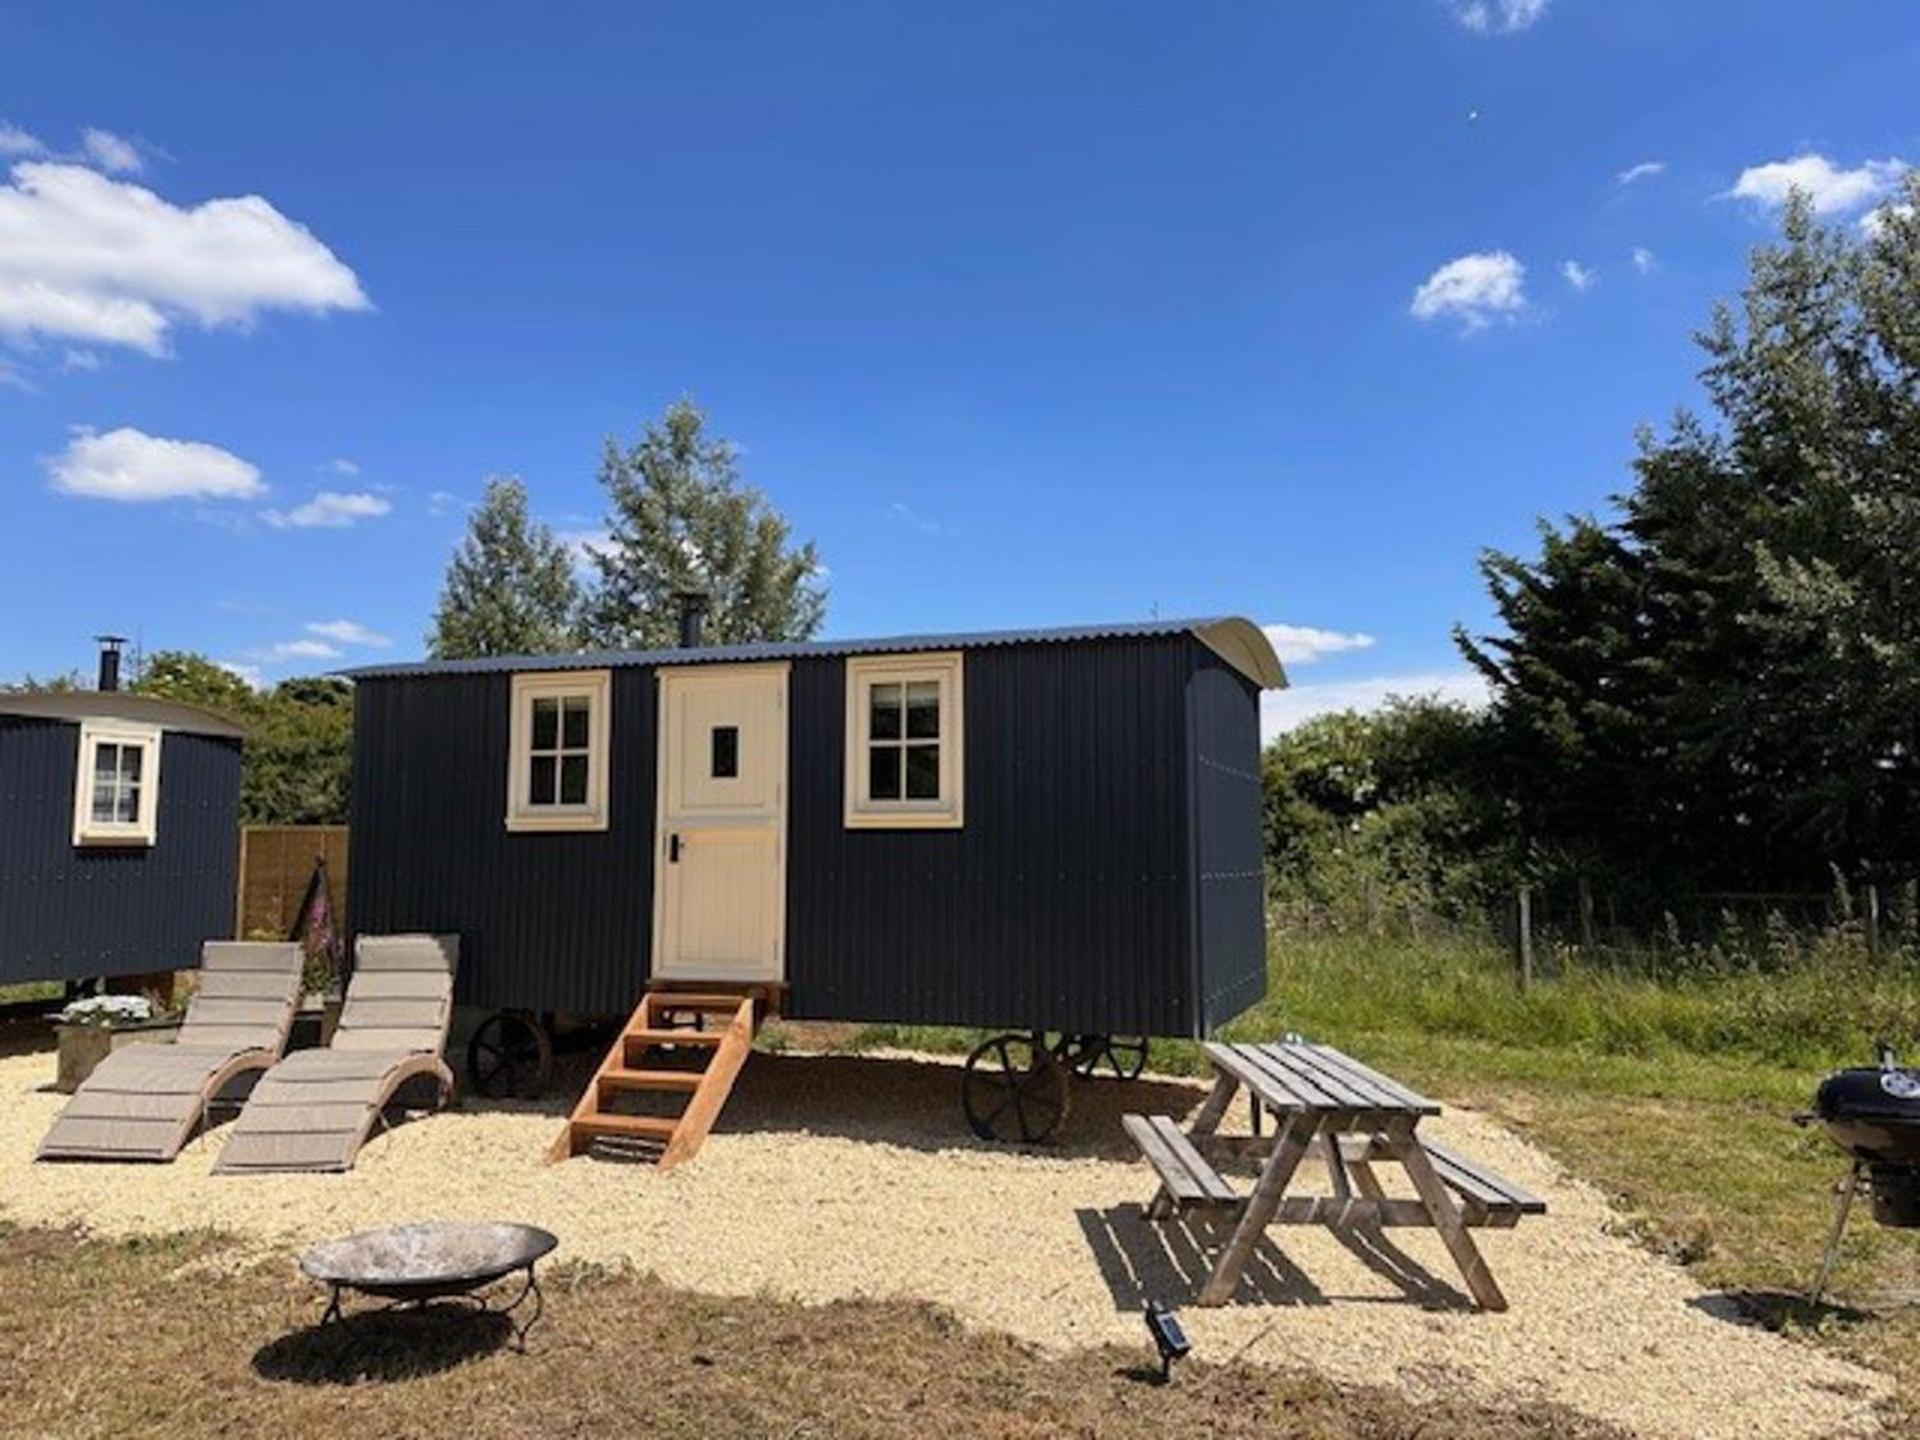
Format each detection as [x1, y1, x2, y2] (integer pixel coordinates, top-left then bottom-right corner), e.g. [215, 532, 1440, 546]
[1191, 618, 1287, 690]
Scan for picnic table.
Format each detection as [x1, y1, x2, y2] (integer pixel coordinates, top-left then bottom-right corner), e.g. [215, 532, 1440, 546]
[1123, 1040, 1544, 1311]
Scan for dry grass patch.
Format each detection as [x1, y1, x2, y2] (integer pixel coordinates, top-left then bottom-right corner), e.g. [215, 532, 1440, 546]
[0, 1226, 1623, 1440]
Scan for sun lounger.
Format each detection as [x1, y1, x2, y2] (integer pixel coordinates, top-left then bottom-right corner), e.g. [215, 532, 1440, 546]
[213, 933, 458, 1174]
[37, 941, 305, 1163]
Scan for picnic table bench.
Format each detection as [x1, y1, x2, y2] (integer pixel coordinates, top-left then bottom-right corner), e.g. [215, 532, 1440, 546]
[1123, 1040, 1544, 1310]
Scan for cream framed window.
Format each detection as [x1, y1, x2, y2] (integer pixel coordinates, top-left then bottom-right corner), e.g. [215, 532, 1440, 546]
[72, 720, 161, 847]
[844, 652, 963, 829]
[506, 670, 611, 832]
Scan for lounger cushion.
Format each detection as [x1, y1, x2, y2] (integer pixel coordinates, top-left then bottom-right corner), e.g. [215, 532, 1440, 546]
[213, 934, 458, 1174]
[36, 942, 303, 1164]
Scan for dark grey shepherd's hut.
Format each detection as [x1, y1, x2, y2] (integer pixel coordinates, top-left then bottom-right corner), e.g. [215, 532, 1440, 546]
[345, 616, 1283, 1046]
[0, 643, 244, 987]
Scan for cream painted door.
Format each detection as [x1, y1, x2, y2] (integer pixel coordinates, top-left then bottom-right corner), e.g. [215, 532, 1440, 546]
[652, 664, 788, 983]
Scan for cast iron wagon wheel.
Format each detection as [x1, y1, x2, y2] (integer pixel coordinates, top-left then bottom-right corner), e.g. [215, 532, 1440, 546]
[466, 1010, 554, 1100]
[962, 1031, 1072, 1144]
[1063, 1034, 1150, 1082]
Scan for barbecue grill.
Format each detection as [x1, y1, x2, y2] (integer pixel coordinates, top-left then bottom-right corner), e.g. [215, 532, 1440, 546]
[1802, 1045, 1920, 1302]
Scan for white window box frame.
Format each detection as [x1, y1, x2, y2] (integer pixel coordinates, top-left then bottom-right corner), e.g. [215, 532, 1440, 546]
[843, 652, 964, 830]
[506, 669, 612, 832]
[72, 719, 162, 847]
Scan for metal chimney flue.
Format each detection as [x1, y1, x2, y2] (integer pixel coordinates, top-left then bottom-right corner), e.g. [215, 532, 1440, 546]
[674, 589, 709, 649]
[95, 635, 127, 693]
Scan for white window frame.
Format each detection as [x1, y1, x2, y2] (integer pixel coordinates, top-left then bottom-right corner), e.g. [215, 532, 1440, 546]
[72, 720, 162, 847]
[844, 652, 964, 829]
[506, 670, 612, 832]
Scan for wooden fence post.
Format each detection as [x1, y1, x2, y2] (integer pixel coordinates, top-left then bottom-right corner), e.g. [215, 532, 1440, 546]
[1865, 884, 1882, 962]
[1515, 885, 1534, 990]
[1577, 874, 1596, 951]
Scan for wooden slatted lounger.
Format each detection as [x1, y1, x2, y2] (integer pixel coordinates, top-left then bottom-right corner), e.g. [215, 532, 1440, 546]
[37, 942, 305, 1164]
[212, 934, 458, 1175]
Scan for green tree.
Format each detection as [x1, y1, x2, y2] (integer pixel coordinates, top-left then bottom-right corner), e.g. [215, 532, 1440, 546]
[429, 477, 582, 659]
[1458, 176, 1920, 897]
[133, 652, 352, 825]
[580, 398, 826, 648]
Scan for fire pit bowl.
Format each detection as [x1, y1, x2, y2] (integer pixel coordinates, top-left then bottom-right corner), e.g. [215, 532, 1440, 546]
[299, 1222, 557, 1348]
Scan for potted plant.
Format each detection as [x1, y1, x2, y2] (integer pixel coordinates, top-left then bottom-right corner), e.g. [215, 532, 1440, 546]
[52, 994, 181, 1093]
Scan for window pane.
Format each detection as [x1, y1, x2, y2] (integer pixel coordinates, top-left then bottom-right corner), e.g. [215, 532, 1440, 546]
[529, 754, 557, 805]
[562, 697, 590, 750]
[905, 682, 940, 739]
[559, 754, 589, 805]
[120, 746, 142, 784]
[711, 725, 739, 779]
[868, 744, 901, 801]
[869, 682, 902, 740]
[92, 784, 117, 823]
[94, 744, 120, 784]
[531, 697, 558, 751]
[905, 743, 940, 800]
[118, 784, 141, 824]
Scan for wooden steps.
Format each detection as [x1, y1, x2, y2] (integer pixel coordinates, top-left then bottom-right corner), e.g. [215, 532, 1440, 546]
[548, 987, 760, 1169]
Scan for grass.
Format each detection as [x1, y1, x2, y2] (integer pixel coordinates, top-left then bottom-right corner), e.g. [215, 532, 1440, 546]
[0, 1226, 1624, 1439]
[813, 929, 1920, 1424]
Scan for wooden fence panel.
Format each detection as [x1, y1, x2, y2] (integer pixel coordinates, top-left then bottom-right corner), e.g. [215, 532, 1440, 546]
[236, 826, 350, 941]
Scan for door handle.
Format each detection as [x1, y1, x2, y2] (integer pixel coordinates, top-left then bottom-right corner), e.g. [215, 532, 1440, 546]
[669, 833, 682, 863]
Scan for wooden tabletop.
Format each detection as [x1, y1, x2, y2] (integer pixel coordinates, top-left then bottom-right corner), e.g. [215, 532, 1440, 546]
[1202, 1041, 1440, 1119]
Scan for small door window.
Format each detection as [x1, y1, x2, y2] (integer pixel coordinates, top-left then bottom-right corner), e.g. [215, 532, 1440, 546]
[711, 725, 739, 779]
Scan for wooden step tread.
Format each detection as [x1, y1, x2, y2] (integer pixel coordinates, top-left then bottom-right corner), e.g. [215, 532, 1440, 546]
[626, 1027, 724, 1046]
[648, 992, 758, 1011]
[571, 1112, 679, 1140]
[598, 1067, 702, 1093]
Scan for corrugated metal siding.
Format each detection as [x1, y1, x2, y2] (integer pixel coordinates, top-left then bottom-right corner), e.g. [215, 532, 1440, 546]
[1186, 647, 1268, 1030]
[785, 636, 1198, 1036]
[348, 670, 657, 1014]
[0, 717, 240, 984]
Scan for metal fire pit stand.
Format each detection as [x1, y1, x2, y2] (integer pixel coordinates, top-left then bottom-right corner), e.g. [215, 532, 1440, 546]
[317, 1260, 547, 1351]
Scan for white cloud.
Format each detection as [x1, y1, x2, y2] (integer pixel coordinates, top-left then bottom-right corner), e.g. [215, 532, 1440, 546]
[0, 123, 43, 158]
[1630, 245, 1656, 275]
[317, 456, 360, 477]
[1726, 153, 1907, 216]
[1616, 160, 1665, 186]
[1447, 0, 1548, 33]
[1262, 670, 1491, 743]
[260, 638, 342, 662]
[216, 660, 265, 690]
[60, 347, 100, 371]
[427, 489, 461, 517]
[0, 161, 368, 355]
[1864, 202, 1914, 237]
[262, 490, 391, 529]
[888, 501, 947, 534]
[1260, 623, 1376, 666]
[305, 618, 390, 648]
[1561, 259, 1597, 291]
[46, 425, 264, 502]
[556, 527, 611, 575]
[80, 128, 142, 175]
[1410, 250, 1527, 332]
[0, 357, 36, 392]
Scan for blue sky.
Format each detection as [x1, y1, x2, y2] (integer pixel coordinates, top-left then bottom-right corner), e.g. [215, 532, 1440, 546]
[1, 1, 1914, 736]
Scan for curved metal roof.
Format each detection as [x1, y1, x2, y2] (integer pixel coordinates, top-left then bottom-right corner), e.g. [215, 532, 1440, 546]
[342, 616, 1288, 690]
[0, 690, 248, 740]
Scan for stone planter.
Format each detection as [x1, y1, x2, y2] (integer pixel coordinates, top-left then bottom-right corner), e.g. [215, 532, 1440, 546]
[53, 1018, 181, 1094]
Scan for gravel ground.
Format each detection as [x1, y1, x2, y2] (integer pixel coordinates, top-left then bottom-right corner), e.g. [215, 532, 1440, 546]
[0, 1037, 1889, 1440]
